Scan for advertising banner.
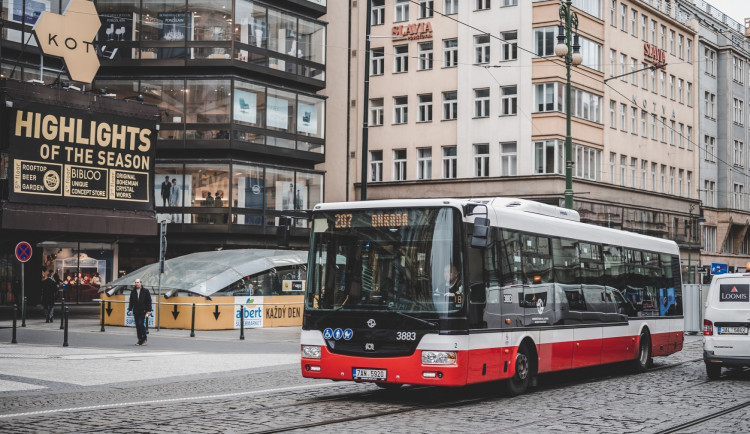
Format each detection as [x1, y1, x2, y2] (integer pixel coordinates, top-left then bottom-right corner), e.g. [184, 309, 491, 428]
[266, 96, 289, 130]
[98, 12, 136, 59]
[125, 310, 155, 328]
[7, 102, 157, 210]
[234, 296, 264, 328]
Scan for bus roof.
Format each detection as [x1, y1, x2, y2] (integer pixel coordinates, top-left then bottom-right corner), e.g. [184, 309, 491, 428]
[312, 197, 679, 256]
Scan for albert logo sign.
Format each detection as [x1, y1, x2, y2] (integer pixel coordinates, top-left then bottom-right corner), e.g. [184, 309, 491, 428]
[34, 0, 101, 83]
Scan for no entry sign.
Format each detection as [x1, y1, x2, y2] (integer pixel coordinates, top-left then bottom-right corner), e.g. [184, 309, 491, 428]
[15, 241, 32, 262]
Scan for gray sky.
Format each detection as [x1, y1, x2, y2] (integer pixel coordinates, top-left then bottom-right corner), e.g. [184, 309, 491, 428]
[703, 0, 750, 26]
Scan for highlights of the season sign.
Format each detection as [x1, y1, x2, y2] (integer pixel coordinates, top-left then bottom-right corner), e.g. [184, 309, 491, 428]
[8, 103, 157, 210]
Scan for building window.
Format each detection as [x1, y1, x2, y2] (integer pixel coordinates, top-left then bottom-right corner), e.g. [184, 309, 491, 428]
[660, 116, 666, 142]
[620, 53, 627, 80]
[393, 149, 407, 181]
[418, 93, 433, 122]
[474, 88, 490, 118]
[417, 148, 432, 180]
[534, 140, 563, 174]
[704, 180, 716, 207]
[501, 31, 518, 61]
[650, 19, 656, 44]
[650, 114, 656, 140]
[419, 0, 434, 18]
[705, 47, 715, 76]
[669, 74, 675, 99]
[687, 39, 692, 63]
[609, 100, 616, 128]
[609, 49, 615, 77]
[370, 150, 383, 182]
[443, 146, 457, 178]
[503, 0, 518, 6]
[500, 142, 517, 176]
[535, 27, 556, 57]
[630, 106, 637, 134]
[650, 69, 656, 93]
[631, 58, 637, 85]
[372, 0, 385, 26]
[687, 126, 692, 150]
[733, 140, 745, 167]
[660, 164, 666, 193]
[704, 226, 717, 252]
[443, 38, 458, 67]
[443, 91, 457, 120]
[610, 0, 616, 27]
[418, 41, 433, 70]
[704, 135, 716, 162]
[609, 152, 615, 184]
[641, 14, 647, 41]
[445, 0, 458, 15]
[394, 45, 408, 73]
[630, 9, 637, 37]
[620, 4, 627, 32]
[678, 169, 684, 196]
[733, 56, 745, 83]
[687, 171, 692, 198]
[641, 62, 648, 88]
[640, 110, 647, 137]
[630, 157, 637, 188]
[620, 155, 626, 186]
[669, 120, 675, 145]
[678, 79, 683, 104]
[678, 34, 684, 59]
[619, 103, 626, 131]
[534, 83, 560, 112]
[579, 36, 602, 71]
[500, 85, 517, 116]
[733, 98, 744, 125]
[704, 91, 715, 119]
[659, 71, 666, 96]
[474, 144, 490, 177]
[669, 29, 675, 55]
[641, 160, 647, 189]
[393, 96, 408, 124]
[371, 48, 384, 75]
[669, 167, 674, 194]
[395, 0, 409, 22]
[475, 35, 490, 64]
[651, 162, 656, 192]
[687, 82, 692, 106]
[369, 98, 383, 126]
[575, 144, 601, 180]
[476, 0, 490, 11]
[678, 123, 684, 148]
[659, 25, 665, 49]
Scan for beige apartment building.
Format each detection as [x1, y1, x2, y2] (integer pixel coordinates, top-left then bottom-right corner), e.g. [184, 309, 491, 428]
[322, 0, 701, 280]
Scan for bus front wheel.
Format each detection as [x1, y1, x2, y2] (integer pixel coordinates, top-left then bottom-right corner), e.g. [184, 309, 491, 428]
[503, 344, 531, 396]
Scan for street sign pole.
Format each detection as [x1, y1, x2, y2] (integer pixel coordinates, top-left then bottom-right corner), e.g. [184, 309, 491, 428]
[21, 262, 25, 327]
[15, 241, 32, 327]
[157, 220, 167, 331]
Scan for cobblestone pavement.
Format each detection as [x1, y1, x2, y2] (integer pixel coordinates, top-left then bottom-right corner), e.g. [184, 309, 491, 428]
[0, 334, 748, 433]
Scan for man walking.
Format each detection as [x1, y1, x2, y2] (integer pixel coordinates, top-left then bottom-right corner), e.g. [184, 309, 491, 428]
[41, 271, 58, 323]
[127, 279, 152, 345]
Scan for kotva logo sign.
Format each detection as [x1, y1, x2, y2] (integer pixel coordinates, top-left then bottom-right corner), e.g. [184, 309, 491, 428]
[34, 0, 101, 83]
[719, 284, 750, 302]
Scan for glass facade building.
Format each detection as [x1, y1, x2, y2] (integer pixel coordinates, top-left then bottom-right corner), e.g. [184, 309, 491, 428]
[0, 0, 326, 279]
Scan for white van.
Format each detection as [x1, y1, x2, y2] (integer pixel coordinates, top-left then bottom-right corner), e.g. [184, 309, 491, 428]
[703, 268, 750, 380]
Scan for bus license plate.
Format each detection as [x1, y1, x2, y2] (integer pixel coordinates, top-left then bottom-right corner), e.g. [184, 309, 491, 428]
[352, 368, 387, 381]
[718, 327, 748, 335]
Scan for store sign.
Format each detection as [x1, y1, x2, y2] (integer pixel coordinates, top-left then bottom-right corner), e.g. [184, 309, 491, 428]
[34, 0, 101, 83]
[392, 22, 433, 41]
[643, 43, 666, 69]
[8, 103, 157, 210]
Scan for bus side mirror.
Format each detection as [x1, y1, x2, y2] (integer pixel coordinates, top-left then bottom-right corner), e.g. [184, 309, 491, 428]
[277, 216, 292, 247]
[471, 217, 490, 248]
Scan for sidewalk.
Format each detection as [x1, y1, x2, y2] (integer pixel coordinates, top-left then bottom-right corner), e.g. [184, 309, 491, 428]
[0, 304, 301, 394]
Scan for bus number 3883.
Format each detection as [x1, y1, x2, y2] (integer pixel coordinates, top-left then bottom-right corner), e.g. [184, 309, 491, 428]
[396, 331, 417, 340]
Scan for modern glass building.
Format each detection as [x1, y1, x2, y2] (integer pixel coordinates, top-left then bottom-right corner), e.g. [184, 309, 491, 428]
[0, 0, 326, 295]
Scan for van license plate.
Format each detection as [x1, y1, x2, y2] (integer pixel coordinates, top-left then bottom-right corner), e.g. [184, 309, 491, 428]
[718, 327, 748, 335]
[352, 368, 387, 381]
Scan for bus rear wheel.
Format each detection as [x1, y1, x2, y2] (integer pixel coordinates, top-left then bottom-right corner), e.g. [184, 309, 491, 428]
[503, 345, 531, 396]
[632, 332, 652, 373]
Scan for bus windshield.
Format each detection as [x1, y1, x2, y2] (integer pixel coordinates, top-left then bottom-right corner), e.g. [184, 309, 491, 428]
[307, 207, 464, 313]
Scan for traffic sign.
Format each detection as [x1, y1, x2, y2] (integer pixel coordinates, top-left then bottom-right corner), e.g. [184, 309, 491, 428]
[710, 262, 728, 275]
[15, 241, 32, 263]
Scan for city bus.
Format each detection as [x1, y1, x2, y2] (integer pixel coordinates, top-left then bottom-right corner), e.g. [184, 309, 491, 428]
[299, 198, 683, 394]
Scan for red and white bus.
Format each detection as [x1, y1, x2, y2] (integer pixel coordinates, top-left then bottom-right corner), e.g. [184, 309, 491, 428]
[300, 198, 683, 394]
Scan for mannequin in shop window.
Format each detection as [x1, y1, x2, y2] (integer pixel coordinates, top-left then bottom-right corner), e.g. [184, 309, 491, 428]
[203, 192, 214, 223]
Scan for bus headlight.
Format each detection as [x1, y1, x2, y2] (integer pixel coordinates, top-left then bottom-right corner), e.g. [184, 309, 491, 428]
[302, 345, 321, 359]
[421, 351, 457, 365]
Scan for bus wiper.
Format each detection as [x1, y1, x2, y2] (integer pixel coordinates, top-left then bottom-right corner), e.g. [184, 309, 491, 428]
[390, 310, 438, 329]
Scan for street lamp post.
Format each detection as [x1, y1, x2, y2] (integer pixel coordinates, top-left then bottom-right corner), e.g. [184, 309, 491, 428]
[555, 0, 582, 210]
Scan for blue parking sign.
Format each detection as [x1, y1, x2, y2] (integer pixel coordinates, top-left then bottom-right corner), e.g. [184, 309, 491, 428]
[711, 262, 728, 275]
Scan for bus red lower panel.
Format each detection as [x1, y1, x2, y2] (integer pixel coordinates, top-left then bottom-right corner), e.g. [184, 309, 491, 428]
[301, 346, 471, 386]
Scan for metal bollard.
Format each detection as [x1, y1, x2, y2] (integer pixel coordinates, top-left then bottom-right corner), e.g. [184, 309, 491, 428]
[21, 296, 26, 327]
[190, 303, 196, 337]
[63, 306, 69, 347]
[12, 304, 18, 344]
[100, 300, 105, 332]
[240, 305, 245, 340]
[60, 298, 66, 330]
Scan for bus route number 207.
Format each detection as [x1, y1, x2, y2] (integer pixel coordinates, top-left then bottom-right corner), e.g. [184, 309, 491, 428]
[396, 331, 416, 341]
